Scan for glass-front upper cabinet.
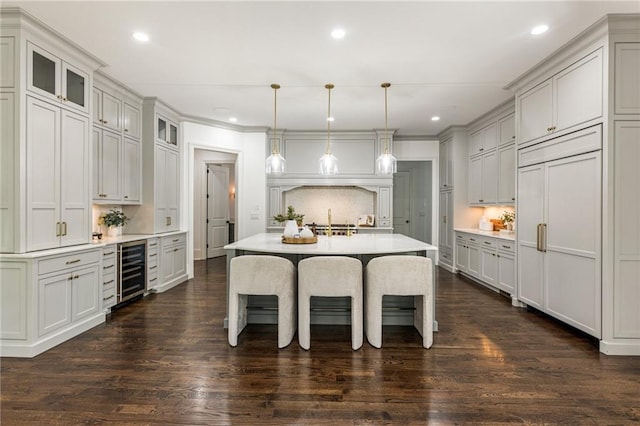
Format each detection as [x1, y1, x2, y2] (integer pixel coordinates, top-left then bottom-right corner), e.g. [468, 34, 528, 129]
[157, 114, 178, 148]
[27, 42, 90, 114]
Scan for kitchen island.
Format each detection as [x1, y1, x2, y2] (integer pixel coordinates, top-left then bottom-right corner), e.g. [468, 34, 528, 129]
[224, 233, 438, 329]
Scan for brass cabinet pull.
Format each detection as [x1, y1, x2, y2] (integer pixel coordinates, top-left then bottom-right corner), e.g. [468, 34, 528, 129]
[103, 264, 114, 270]
[65, 259, 81, 265]
[62, 222, 67, 236]
[104, 279, 114, 285]
[56, 222, 61, 237]
[536, 223, 547, 252]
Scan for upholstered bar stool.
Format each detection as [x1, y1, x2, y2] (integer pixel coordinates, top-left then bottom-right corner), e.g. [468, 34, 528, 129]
[298, 256, 363, 350]
[228, 255, 296, 348]
[365, 255, 433, 349]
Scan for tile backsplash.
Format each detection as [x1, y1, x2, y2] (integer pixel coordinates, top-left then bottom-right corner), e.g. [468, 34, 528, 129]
[283, 186, 375, 225]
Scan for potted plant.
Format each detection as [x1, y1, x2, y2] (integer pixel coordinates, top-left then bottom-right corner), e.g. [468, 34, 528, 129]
[99, 209, 129, 237]
[500, 211, 515, 231]
[273, 205, 305, 237]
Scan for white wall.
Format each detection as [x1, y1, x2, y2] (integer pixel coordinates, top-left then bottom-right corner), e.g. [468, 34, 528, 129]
[394, 139, 440, 247]
[183, 122, 267, 274]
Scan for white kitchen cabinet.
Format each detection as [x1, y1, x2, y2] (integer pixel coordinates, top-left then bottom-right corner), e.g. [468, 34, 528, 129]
[517, 48, 603, 146]
[498, 113, 516, 146]
[27, 42, 90, 114]
[518, 138, 602, 338]
[124, 99, 180, 234]
[92, 128, 122, 202]
[157, 114, 179, 147]
[498, 144, 516, 204]
[267, 187, 282, 227]
[613, 121, 640, 338]
[146, 238, 159, 291]
[469, 150, 497, 205]
[101, 245, 117, 310]
[455, 232, 481, 279]
[123, 138, 141, 203]
[38, 252, 100, 337]
[26, 96, 90, 251]
[123, 102, 141, 139]
[469, 122, 497, 157]
[0, 261, 27, 340]
[155, 144, 180, 232]
[92, 87, 121, 132]
[480, 238, 498, 287]
[439, 137, 453, 190]
[454, 234, 468, 273]
[439, 190, 454, 254]
[497, 243, 516, 294]
[158, 233, 187, 293]
[378, 187, 391, 227]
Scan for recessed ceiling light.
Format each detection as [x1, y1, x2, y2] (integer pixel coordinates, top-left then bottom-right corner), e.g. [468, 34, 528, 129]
[229, 117, 238, 123]
[327, 116, 335, 122]
[132, 31, 149, 42]
[531, 25, 549, 35]
[431, 116, 440, 121]
[331, 28, 346, 39]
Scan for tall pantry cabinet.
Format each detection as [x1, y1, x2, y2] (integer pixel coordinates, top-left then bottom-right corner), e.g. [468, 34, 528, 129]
[0, 9, 103, 253]
[123, 98, 181, 234]
[507, 15, 640, 355]
[437, 127, 482, 270]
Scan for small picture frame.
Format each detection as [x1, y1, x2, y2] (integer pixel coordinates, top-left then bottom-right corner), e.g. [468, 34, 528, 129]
[357, 214, 375, 227]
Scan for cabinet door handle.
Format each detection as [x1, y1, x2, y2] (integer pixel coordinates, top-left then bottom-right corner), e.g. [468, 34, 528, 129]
[124, 128, 129, 132]
[124, 195, 129, 199]
[173, 248, 178, 252]
[103, 295, 115, 301]
[62, 222, 68, 236]
[536, 223, 547, 252]
[66, 259, 81, 265]
[149, 278, 157, 282]
[484, 241, 491, 245]
[104, 251, 115, 256]
[479, 199, 484, 203]
[479, 148, 484, 152]
[172, 238, 179, 242]
[443, 216, 447, 224]
[149, 265, 157, 270]
[149, 253, 157, 257]
[56, 222, 61, 237]
[501, 245, 511, 249]
[103, 120, 107, 124]
[73, 275, 79, 279]
[103, 264, 114, 269]
[57, 94, 63, 100]
[104, 279, 114, 285]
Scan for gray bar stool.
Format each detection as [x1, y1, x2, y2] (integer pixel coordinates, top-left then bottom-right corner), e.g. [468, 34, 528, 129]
[228, 255, 296, 348]
[298, 256, 363, 350]
[365, 255, 433, 348]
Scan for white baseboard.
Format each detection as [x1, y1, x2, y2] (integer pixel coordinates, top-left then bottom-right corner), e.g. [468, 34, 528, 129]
[153, 274, 188, 293]
[599, 339, 640, 356]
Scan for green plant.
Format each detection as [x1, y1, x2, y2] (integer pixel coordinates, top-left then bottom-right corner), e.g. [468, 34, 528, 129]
[99, 209, 129, 228]
[273, 205, 304, 223]
[500, 211, 515, 224]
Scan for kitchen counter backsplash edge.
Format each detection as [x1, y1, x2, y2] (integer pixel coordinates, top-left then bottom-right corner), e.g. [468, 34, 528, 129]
[0, 231, 187, 259]
[454, 228, 515, 242]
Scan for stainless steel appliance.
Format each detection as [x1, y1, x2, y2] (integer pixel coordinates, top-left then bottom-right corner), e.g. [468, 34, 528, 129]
[118, 240, 146, 303]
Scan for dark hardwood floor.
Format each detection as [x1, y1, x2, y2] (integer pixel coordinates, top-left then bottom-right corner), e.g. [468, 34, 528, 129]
[2, 257, 639, 425]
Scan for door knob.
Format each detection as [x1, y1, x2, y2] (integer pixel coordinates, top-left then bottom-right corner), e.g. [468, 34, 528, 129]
[405, 220, 410, 223]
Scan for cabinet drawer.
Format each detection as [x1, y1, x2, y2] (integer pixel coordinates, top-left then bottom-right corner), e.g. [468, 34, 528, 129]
[378, 219, 391, 228]
[164, 233, 186, 246]
[102, 257, 116, 272]
[147, 261, 158, 274]
[497, 241, 515, 253]
[102, 278, 116, 293]
[480, 238, 496, 249]
[39, 250, 101, 276]
[147, 238, 159, 250]
[102, 290, 116, 307]
[466, 235, 479, 245]
[148, 271, 158, 287]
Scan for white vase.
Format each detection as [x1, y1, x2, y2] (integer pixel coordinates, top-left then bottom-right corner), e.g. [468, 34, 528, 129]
[108, 226, 122, 238]
[283, 220, 299, 238]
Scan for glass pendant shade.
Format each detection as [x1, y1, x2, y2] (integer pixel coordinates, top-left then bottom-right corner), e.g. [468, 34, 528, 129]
[376, 82, 397, 175]
[266, 83, 285, 175]
[376, 152, 397, 174]
[319, 83, 338, 175]
[265, 152, 286, 175]
[319, 152, 339, 175]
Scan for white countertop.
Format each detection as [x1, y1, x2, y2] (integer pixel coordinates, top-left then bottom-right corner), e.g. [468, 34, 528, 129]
[225, 233, 437, 255]
[454, 228, 516, 242]
[0, 231, 186, 259]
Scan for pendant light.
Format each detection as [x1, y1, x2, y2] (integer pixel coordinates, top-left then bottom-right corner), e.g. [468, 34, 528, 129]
[319, 83, 339, 175]
[376, 82, 397, 175]
[265, 83, 286, 175]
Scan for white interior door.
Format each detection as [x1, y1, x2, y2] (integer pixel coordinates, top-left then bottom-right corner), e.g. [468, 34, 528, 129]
[207, 165, 229, 258]
[393, 170, 412, 236]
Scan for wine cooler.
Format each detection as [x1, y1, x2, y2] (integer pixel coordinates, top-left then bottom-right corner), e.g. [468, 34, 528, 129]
[118, 240, 146, 303]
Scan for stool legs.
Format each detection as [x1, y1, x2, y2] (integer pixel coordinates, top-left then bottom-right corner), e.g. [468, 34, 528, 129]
[228, 291, 248, 347]
[365, 287, 384, 349]
[298, 287, 312, 350]
[350, 293, 364, 350]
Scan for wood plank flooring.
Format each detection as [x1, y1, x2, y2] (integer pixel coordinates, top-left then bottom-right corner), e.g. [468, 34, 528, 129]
[2, 257, 639, 425]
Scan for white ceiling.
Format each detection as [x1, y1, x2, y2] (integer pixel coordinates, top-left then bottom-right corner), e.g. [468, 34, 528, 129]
[5, 1, 640, 135]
